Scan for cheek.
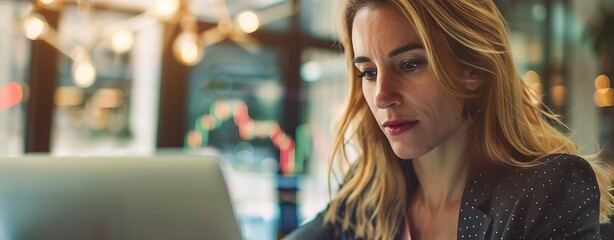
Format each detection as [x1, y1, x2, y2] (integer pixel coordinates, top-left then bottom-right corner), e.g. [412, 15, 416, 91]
[422, 87, 464, 121]
[436, 95, 464, 121]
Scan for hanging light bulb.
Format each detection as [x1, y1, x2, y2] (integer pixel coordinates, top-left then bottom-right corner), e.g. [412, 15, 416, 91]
[595, 74, 610, 90]
[237, 11, 260, 34]
[524, 70, 543, 106]
[173, 30, 203, 66]
[37, 0, 62, 9]
[110, 29, 134, 54]
[23, 13, 47, 40]
[155, 0, 180, 20]
[594, 88, 614, 107]
[301, 61, 322, 82]
[73, 60, 96, 88]
[594, 75, 613, 107]
[37, 0, 62, 8]
[37, 0, 57, 6]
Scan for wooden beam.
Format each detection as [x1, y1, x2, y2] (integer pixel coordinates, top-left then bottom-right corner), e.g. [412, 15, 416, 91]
[24, 5, 61, 153]
[276, 0, 302, 237]
[155, 22, 191, 148]
[279, 0, 304, 140]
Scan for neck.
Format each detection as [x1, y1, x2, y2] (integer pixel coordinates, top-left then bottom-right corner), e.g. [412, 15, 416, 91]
[412, 120, 472, 210]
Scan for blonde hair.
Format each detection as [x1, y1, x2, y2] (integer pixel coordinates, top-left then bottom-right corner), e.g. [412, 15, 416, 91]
[325, 0, 614, 239]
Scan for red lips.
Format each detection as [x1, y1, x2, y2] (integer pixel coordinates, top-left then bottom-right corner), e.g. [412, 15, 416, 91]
[383, 120, 418, 136]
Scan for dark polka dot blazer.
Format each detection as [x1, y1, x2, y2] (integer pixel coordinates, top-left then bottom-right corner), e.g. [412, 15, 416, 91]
[284, 154, 602, 240]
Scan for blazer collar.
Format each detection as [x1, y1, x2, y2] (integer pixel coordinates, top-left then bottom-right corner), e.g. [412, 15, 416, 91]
[457, 160, 501, 239]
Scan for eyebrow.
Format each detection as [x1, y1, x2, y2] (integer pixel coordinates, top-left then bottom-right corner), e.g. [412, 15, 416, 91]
[352, 43, 425, 64]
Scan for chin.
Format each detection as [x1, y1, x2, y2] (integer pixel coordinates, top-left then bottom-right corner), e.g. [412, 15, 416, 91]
[392, 151, 418, 160]
[390, 144, 425, 160]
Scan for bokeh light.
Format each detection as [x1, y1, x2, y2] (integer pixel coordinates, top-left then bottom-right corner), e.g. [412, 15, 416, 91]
[23, 13, 47, 40]
[237, 11, 260, 34]
[186, 130, 203, 148]
[213, 100, 231, 121]
[594, 88, 614, 107]
[200, 115, 218, 131]
[111, 29, 134, 54]
[72, 60, 96, 88]
[37, 0, 57, 6]
[524, 70, 543, 106]
[155, 0, 180, 20]
[0, 82, 24, 109]
[301, 61, 322, 82]
[54, 86, 84, 107]
[173, 31, 203, 66]
[92, 88, 124, 109]
[595, 74, 610, 90]
[594, 75, 613, 107]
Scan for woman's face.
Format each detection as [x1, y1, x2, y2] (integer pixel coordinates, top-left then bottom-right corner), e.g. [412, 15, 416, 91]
[351, 3, 469, 159]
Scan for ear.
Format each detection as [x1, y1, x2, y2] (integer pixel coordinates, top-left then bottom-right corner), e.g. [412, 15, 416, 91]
[462, 69, 484, 91]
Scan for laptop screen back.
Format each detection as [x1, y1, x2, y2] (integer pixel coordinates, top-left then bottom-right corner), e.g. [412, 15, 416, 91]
[0, 155, 242, 240]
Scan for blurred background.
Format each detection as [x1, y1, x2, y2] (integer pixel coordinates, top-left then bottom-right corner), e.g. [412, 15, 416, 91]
[0, 0, 613, 239]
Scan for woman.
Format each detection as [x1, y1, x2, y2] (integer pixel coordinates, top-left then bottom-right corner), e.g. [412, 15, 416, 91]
[286, 0, 614, 239]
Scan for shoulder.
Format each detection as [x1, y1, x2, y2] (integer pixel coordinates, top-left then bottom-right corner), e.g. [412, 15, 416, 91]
[492, 153, 599, 201]
[283, 211, 337, 240]
[509, 153, 597, 187]
[488, 153, 601, 238]
[483, 154, 598, 196]
[534, 153, 594, 173]
[284, 206, 357, 240]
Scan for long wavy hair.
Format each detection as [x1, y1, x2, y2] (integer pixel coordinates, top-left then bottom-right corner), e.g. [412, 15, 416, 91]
[325, 0, 614, 239]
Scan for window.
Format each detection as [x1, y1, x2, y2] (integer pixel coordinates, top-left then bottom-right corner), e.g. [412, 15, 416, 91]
[0, 1, 30, 156]
[50, 5, 162, 155]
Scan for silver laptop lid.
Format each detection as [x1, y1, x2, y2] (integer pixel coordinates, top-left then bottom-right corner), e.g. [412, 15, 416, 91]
[0, 155, 242, 240]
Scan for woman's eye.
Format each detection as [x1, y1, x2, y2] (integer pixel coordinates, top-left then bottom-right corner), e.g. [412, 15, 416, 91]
[357, 70, 377, 80]
[401, 60, 424, 71]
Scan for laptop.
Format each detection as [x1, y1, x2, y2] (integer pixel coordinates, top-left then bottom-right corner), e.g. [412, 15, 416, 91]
[0, 155, 243, 240]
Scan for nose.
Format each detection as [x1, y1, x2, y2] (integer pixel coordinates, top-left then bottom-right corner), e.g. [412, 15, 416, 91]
[374, 74, 402, 109]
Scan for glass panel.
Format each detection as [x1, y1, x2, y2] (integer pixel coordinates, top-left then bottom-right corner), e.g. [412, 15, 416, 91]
[505, 1, 556, 121]
[50, 6, 162, 155]
[0, 1, 30, 156]
[185, 41, 284, 239]
[507, 1, 547, 74]
[299, 47, 347, 222]
[186, 41, 282, 170]
[505, 1, 571, 118]
[301, 0, 339, 40]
